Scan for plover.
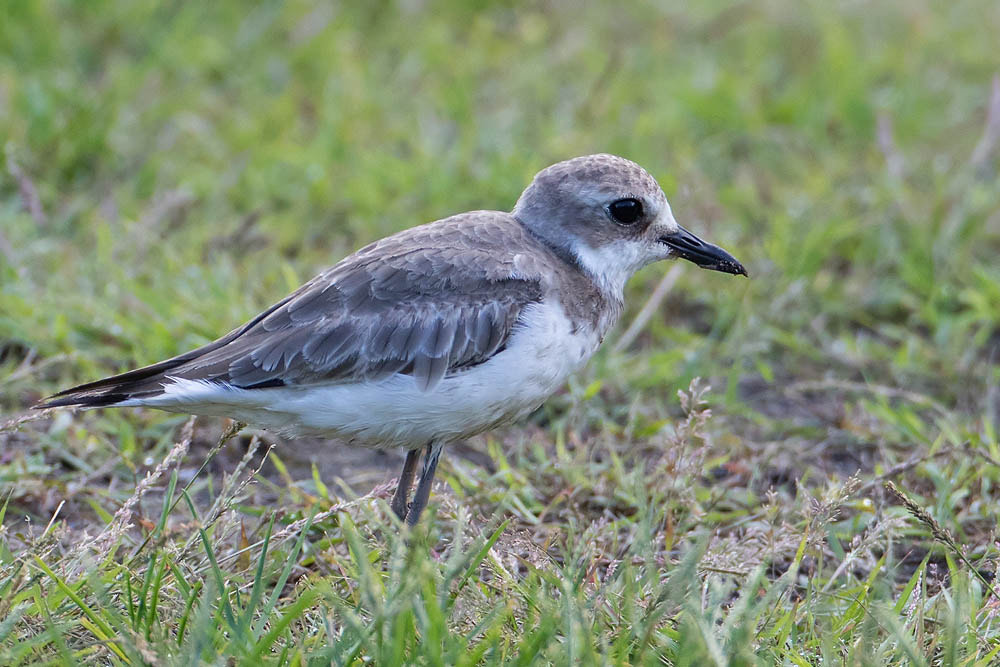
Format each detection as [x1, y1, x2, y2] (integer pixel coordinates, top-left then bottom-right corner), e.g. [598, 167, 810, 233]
[39, 154, 746, 526]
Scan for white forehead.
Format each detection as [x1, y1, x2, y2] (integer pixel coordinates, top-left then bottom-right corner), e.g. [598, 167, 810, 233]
[657, 197, 680, 233]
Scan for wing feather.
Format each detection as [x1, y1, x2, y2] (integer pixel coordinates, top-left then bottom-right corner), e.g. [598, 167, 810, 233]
[167, 215, 546, 390]
[38, 211, 552, 405]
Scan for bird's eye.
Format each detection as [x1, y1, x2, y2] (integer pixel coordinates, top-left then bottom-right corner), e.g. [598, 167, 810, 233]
[608, 198, 643, 225]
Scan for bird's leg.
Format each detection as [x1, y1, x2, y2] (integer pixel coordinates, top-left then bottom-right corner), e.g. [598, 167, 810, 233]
[404, 441, 444, 527]
[390, 448, 422, 521]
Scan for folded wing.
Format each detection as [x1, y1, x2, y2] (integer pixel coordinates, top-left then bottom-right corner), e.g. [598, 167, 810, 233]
[40, 214, 547, 407]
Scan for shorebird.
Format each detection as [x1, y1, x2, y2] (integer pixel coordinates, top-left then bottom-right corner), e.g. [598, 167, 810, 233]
[39, 154, 746, 526]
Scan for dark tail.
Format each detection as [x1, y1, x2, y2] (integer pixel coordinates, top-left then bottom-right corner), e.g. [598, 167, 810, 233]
[35, 355, 191, 408]
[37, 290, 300, 409]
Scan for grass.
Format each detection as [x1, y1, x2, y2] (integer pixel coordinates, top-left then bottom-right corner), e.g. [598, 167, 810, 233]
[2, 0, 1000, 663]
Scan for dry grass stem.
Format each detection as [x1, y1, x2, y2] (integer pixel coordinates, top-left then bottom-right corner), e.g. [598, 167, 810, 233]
[613, 263, 684, 353]
[785, 379, 950, 416]
[177, 435, 268, 560]
[877, 111, 906, 182]
[970, 74, 1000, 170]
[81, 416, 198, 558]
[5, 146, 46, 225]
[0, 408, 58, 434]
[884, 481, 1000, 602]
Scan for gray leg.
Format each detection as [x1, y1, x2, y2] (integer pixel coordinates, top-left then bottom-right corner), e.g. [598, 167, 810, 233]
[390, 448, 421, 521]
[405, 441, 444, 527]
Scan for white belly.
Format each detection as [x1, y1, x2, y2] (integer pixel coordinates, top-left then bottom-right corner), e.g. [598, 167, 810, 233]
[141, 301, 603, 448]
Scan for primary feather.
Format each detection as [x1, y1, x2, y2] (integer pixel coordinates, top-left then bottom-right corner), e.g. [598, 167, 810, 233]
[40, 211, 554, 407]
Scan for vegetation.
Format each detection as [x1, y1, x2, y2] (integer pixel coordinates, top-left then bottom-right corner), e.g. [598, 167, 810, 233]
[2, 0, 1000, 663]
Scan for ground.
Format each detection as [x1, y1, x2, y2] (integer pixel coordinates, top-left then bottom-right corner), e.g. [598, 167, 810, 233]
[2, 0, 1000, 664]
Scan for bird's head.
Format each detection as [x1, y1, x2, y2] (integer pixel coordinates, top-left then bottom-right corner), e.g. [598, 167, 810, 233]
[512, 154, 747, 295]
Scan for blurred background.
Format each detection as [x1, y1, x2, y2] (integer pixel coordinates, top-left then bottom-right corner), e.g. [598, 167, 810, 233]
[1, 0, 1000, 660]
[3, 0, 998, 473]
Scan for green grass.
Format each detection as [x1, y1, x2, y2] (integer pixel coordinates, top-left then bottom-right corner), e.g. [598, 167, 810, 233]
[2, 0, 1000, 663]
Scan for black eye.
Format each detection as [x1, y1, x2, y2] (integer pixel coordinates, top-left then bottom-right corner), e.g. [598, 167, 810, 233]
[608, 198, 643, 225]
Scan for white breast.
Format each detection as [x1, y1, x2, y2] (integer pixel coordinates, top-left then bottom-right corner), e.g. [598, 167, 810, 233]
[141, 299, 604, 448]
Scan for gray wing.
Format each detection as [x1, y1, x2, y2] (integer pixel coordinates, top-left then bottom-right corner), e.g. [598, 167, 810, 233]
[169, 214, 546, 392]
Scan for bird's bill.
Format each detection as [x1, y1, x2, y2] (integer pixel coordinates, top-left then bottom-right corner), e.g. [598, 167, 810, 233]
[659, 226, 748, 276]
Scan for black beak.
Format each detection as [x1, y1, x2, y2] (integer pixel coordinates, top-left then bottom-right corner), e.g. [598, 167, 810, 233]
[659, 226, 748, 277]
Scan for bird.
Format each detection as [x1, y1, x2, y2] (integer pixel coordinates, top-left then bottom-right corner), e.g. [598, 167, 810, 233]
[38, 154, 747, 526]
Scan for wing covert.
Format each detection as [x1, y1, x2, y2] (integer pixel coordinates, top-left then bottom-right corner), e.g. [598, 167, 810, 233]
[172, 225, 545, 392]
